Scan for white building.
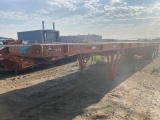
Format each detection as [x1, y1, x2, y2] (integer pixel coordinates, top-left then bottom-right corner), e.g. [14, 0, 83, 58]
[60, 34, 102, 43]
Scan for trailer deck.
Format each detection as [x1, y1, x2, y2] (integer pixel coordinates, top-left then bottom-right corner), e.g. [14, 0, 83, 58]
[0, 42, 159, 79]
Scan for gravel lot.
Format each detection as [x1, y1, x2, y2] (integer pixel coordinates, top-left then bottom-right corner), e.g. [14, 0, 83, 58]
[0, 56, 160, 120]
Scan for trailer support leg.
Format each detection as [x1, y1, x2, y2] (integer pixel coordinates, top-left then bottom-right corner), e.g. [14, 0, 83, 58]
[78, 54, 90, 74]
[109, 54, 116, 80]
[108, 51, 124, 80]
[106, 54, 110, 63]
[156, 45, 159, 57]
[78, 54, 83, 74]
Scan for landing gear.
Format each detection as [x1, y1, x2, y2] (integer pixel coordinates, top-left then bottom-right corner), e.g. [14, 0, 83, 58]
[144, 45, 159, 60]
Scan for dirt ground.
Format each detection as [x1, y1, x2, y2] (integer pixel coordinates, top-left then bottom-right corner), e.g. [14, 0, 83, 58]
[0, 56, 160, 120]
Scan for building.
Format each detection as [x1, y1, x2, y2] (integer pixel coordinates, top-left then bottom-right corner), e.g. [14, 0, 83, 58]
[60, 34, 102, 43]
[102, 39, 117, 42]
[17, 21, 60, 43]
[17, 30, 60, 43]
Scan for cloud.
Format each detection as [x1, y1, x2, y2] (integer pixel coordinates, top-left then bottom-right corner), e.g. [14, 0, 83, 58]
[103, 2, 160, 18]
[1, 0, 160, 39]
[84, 0, 102, 11]
[109, 0, 124, 4]
[47, 0, 81, 10]
[0, 11, 52, 22]
[38, 9, 50, 14]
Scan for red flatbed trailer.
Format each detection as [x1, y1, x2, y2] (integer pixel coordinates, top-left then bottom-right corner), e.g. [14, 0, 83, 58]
[0, 42, 159, 80]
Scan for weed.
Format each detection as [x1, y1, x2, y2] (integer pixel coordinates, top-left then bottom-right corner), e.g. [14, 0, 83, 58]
[151, 66, 160, 73]
[94, 55, 105, 64]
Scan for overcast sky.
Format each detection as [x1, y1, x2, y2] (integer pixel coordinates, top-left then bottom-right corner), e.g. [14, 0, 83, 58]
[0, 0, 160, 39]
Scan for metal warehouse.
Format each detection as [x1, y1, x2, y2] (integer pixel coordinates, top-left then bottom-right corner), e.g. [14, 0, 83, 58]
[60, 34, 102, 43]
[17, 21, 60, 43]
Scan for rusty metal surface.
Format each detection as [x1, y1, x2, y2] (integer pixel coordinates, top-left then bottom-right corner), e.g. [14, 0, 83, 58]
[0, 42, 159, 58]
[0, 42, 159, 71]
